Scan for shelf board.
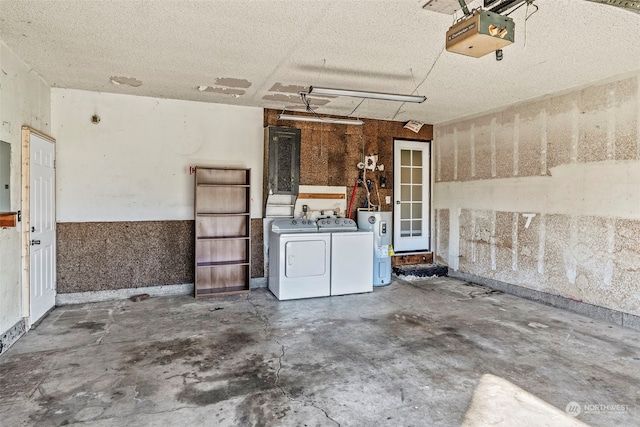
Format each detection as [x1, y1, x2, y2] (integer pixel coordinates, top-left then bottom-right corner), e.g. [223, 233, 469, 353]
[196, 260, 249, 268]
[197, 184, 250, 187]
[196, 286, 250, 297]
[196, 236, 250, 241]
[0, 212, 18, 228]
[298, 193, 345, 199]
[196, 212, 250, 217]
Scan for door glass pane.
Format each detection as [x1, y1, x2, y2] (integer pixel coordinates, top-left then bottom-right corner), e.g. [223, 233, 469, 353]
[412, 203, 422, 218]
[412, 150, 422, 166]
[401, 167, 411, 183]
[401, 149, 411, 166]
[412, 168, 422, 184]
[401, 204, 410, 218]
[401, 220, 411, 236]
[412, 220, 422, 236]
[412, 185, 422, 201]
[401, 184, 411, 200]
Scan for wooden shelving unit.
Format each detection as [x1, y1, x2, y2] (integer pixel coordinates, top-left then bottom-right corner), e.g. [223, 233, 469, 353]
[194, 167, 251, 297]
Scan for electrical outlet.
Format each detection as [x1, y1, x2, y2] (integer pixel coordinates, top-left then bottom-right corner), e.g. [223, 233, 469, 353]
[385, 196, 391, 204]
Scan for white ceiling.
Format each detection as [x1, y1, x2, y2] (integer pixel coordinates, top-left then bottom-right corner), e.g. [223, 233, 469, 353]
[1, 0, 639, 124]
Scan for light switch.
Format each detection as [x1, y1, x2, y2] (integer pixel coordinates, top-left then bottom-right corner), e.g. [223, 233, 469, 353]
[385, 196, 391, 204]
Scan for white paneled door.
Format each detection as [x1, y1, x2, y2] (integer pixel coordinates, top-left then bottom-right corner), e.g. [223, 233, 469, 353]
[29, 133, 56, 325]
[393, 140, 430, 252]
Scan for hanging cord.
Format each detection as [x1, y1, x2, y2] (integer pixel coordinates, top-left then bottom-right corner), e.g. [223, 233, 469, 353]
[391, 67, 420, 121]
[300, 92, 361, 123]
[414, 46, 445, 95]
[316, 58, 326, 82]
[300, 92, 325, 122]
[525, 1, 539, 20]
[360, 132, 371, 208]
[360, 176, 379, 210]
[347, 182, 358, 219]
[505, 0, 536, 16]
[360, 171, 370, 207]
[348, 98, 366, 117]
[373, 180, 382, 210]
[393, 47, 443, 120]
[368, 179, 379, 210]
[523, 1, 539, 50]
[391, 101, 406, 121]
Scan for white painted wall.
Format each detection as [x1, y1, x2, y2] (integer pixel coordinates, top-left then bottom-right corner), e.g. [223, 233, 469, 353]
[434, 71, 640, 316]
[0, 41, 51, 336]
[52, 89, 264, 221]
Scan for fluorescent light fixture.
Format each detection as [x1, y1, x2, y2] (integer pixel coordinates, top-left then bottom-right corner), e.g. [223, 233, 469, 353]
[277, 113, 364, 126]
[308, 86, 426, 103]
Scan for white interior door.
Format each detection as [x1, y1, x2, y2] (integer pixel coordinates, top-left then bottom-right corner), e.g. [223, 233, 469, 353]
[393, 140, 430, 252]
[29, 133, 56, 325]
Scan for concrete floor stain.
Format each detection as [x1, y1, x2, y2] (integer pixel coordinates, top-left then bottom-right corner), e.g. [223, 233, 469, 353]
[177, 354, 278, 407]
[72, 321, 105, 334]
[125, 337, 204, 366]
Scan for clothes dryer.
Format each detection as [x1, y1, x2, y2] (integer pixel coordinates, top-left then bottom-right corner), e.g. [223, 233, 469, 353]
[317, 218, 373, 296]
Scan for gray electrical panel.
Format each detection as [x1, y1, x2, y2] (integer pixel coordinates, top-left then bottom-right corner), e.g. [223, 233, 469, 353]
[267, 126, 300, 196]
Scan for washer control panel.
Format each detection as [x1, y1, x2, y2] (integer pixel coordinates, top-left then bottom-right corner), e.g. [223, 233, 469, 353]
[271, 219, 318, 232]
[317, 218, 358, 231]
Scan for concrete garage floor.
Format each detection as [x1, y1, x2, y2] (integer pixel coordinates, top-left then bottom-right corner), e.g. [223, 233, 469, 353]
[1, 277, 639, 426]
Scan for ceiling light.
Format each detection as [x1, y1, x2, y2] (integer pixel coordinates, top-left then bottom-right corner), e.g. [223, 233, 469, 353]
[307, 86, 426, 103]
[277, 114, 364, 126]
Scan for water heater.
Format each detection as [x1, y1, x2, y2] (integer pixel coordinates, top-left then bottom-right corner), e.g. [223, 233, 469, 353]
[357, 210, 393, 286]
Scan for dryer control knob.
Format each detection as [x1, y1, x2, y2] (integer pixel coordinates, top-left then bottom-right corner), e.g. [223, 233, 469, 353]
[292, 220, 297, 225]
[335, 220, 339, 224]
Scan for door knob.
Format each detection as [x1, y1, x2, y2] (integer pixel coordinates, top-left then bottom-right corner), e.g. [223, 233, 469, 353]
[396, 201, 400, 204]
[31, 240, 41, 246]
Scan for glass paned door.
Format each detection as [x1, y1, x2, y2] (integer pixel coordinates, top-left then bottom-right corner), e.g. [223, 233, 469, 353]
[394, 140, 430, 252]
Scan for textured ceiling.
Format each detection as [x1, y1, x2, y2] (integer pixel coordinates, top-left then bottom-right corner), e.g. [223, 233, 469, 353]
[0, 0, 639, 124]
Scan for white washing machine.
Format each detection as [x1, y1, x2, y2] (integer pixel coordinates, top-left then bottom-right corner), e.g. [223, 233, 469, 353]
[269, 219, 331, 300]
[317, 218, 373, 296]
